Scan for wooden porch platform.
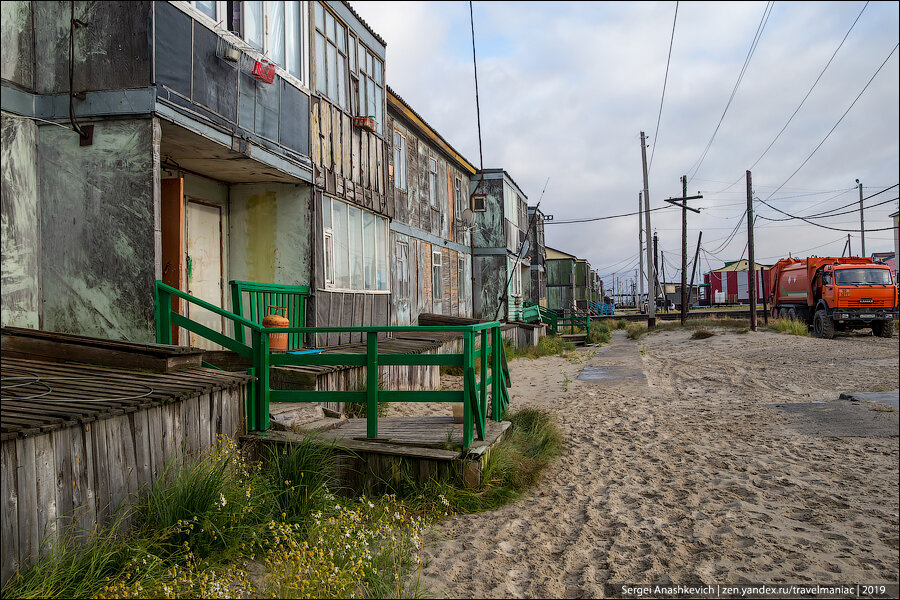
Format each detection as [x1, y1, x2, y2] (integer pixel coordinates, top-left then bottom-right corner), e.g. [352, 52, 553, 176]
[244, 417, 512, 492]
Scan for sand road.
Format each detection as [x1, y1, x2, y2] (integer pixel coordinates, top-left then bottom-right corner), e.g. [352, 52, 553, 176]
[393, 327, 899, 598]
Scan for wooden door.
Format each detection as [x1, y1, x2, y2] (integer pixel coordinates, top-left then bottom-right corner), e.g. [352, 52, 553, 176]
[161, 178, 184, 343]
[186, 200, 224, 349]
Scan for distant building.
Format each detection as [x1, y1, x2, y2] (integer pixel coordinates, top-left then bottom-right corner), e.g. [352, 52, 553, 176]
[545, 247, 576, 311]
[704, 260, 773, 305]
[527, 206, 548, 307]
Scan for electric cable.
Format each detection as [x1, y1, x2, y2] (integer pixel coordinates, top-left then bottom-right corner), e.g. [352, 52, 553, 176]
[648, 1, 678, 173]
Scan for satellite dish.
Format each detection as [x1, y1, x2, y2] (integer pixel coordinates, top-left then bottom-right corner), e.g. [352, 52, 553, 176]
[461, 208, 476, 227]
[520, 240, 530, 256]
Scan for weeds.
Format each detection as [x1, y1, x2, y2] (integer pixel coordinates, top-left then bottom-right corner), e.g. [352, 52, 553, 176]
[562, 373, 571, 391]
[691, 329, 715, 340]
[615, 318, 628, 330]
[504, 336, 574, 361]
[768, 317, 809, 336]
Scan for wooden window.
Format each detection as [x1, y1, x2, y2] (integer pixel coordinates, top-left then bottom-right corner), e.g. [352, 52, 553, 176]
[432, 249, 442, 298]
[238, 2, 304, 81]
[396, 241, 410, 298]
[355, 40, 384, 134]
[454, 176, 463, 219]
[313, 2, 348, 109]
[393, 131, 407, 190]
[429, 158, 438, 208]
[324, 195, 389, 292]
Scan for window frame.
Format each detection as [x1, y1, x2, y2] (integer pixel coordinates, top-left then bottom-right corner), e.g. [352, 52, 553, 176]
[432, 249, 442, 299]
[240, 1, 308, 84]
[313, 1, 349, 110]
[393, 130, 407, 190]
[322, 195, 390, 293]
[454, 176, 463, 219]
[396, 241, 410, 299]
[428, 158, 438, 209]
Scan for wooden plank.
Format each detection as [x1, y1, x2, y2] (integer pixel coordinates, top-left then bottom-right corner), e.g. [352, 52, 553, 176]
[51, 427, 74, 537]
[71, 424, 95, 538]
[33, 433, 57, 558]
[1, 441, 20, 587]
[104, 416, 127, 520]
[199, 392, 212, 451]
[131, 410, 152, 494]
[15, 436, 37, 567]
[147, 406, 164, 484]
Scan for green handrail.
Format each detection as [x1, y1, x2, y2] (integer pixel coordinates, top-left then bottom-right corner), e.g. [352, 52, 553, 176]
[230, 280, 310, 349]
[154, 281, 511, 447]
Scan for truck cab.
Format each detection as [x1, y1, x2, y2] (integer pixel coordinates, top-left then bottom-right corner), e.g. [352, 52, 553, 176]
[815, 263, 897, 338]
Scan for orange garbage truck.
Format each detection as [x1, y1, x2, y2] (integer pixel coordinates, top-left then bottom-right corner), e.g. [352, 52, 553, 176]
[768, 257, 897, 339]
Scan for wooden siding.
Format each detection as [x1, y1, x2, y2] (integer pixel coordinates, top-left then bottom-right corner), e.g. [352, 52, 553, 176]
[1, 359, 249, 586]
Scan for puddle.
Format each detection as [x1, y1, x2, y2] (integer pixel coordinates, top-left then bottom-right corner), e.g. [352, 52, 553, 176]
[577, 365, 645, 382]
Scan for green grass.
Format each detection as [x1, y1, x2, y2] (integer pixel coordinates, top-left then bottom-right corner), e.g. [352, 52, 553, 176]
[626, 317, 752, 340]
[768, 317, 810, 336]
[504, 335, 575, 360]
[395, 407, 564, 515]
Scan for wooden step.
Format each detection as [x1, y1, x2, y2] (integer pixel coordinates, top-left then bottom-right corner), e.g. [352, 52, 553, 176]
[560, 333, 587, 346]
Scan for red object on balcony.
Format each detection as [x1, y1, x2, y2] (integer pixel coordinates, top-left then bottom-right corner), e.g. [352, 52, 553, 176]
[353, 116, 376, 131]
[251, 60, 276, 84]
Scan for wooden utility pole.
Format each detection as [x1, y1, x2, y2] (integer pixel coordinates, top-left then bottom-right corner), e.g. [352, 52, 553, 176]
[653, 231, 659, 312]
[661, 250, 668, 312]
[638, 192, 644, 313]
[857, 179, 865, 258]
[746, 170, 757, 332]
[640, 132, 655, 327]
[688, 231, 702, 308]
[681, 175, 688, 323]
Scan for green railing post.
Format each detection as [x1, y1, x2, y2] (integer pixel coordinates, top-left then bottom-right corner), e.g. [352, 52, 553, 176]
[586, 313, 591, 340]
[231, 283, 244, 345]
[155, 285, 173, 345]
[246, 367, 257, 432]
[252, 329, 270, 430]
[367, 331, 379, 438]
[463, 331, 474, 448]
[480, 329, 488, 422]
[492, 326, 502, 421]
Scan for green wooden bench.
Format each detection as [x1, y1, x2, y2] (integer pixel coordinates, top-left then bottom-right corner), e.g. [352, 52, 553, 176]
[230, 281, 310, 350]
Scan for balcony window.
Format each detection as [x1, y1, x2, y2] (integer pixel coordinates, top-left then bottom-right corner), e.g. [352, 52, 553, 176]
[323, 196, 389, 292]
[393, 131, 407, 190]
[239, 1, 304, 82]
[313, 2, 348, 110]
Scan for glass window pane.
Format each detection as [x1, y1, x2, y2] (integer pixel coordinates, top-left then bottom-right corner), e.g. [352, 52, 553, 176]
[348, 36, 356, 72]
[363, 212, 375, 289]
[333, 200, 350, 288]
[367, 78, 375, 117]
[322, 196, 332, 229]
[336, 23, 346, 53]
[375, 85, 383, 134]
[285, 1, 302, 79]
[325, 10, 335, 42]
[375, 58, 383, 85]
[359, 80, 367, 117]
[327, 43, 337, 100]
[194, 1, 216, 19]
[337, 56, 346, 109]
[366, 52, 372, 75]
[358, 43, 366, 74]
[315, 34, 326, 94]
[324, 233, 333, 283]
[245, 1, 264, 50]
[349, 206, 362, 289]
[377, 218, 388, 290]
[314, 1, 324, 31]
[268, 1, 285, 67]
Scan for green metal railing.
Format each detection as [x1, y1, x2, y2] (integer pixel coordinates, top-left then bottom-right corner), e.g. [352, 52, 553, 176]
[230, 280, 309, 350]
[522, 301, 559, 334]
[154, 281, 510, 448]
[554, 309, 591, 337]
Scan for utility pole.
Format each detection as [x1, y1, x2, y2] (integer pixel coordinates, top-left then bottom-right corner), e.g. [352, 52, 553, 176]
[747, 170, 757, 332]
[638, 192, 644, 313]
[681, 175, 688, 323]
[842, 234, 851, 257]
[857, 179, 865, 258]
[661, 250, 668, 312]
[653, 231, 660, 312]
[688, 231, 702, 308]
[640, 132, 655, 327]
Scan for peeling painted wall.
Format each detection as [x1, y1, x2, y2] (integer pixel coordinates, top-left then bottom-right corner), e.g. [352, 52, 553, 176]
[229, 182, 312, 287]
[1, 1, 35, 91]
[1, 112, 40, 328]
[473, 254, 506, 321]
[471, 177, 505, 249]
[39, 118, 158, 341]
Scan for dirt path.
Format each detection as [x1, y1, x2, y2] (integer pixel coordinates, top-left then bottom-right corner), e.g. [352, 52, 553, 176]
[414, 328, 899, 598]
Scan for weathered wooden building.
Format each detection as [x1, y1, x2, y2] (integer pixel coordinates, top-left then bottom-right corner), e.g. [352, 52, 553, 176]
[386, 87, 474, 325]
[527, 205, 548, 307]
[545, 247, 576, 311]
[470, 169, 530, 322]
[308, 1, 391, 342]
[1, 1, 319, 345]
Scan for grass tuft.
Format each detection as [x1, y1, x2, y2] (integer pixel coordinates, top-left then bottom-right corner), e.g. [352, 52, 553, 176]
[691, 328, 715, 340]
[768, 317, 809, 336]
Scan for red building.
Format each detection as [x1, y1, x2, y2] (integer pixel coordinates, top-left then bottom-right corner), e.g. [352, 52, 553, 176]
[703, 260, 772, 305]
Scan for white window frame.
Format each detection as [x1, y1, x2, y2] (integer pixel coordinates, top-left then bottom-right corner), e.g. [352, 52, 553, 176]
[393, 130, 407, 190]
[454, 176, 463, 219]
[432, 249, 442, 298]
[322, 195, 389, 293]
[241, 1, 307, 83]
[396, 241, 410, 298]
[355, 39, 384, 135]
[510, 264, 522, 297]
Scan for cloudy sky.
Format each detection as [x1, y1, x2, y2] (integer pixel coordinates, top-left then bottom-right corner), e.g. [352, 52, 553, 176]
[352, 1, 899, 293]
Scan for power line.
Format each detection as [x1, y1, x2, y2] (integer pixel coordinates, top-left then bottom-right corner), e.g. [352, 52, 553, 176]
[761, 41, 900, 202]
[688, 1, 774, 184]
[544, 203, 677, 225]
[712, 2, 869, 195]
[758, 195, 899, 222]
[756, 197, 897, 232]
[648, 1, 678, 173]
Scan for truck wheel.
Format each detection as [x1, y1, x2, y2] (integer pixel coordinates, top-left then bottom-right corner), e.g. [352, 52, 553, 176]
[787, 308, 798, 321]
[872, 321, 894, 338]
[813, 309, 834, 339]
[778, 308, 787, 319]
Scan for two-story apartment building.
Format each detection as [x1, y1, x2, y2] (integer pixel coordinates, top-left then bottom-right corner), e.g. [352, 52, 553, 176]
[386, 87, 474, 326]
[545, 247, 576, 312]
[527, 205, 548, 307]
[469, 169, 530, 322]
[1, 1, 389, 348]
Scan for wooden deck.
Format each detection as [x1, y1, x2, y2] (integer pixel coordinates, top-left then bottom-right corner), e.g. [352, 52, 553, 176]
[245, 417, 512, 493]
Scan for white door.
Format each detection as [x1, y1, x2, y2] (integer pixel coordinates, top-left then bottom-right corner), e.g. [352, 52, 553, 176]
[186, 200, 224, 350]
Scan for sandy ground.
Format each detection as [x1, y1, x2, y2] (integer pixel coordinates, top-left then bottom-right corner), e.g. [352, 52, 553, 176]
[389, 327, 899, 597]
